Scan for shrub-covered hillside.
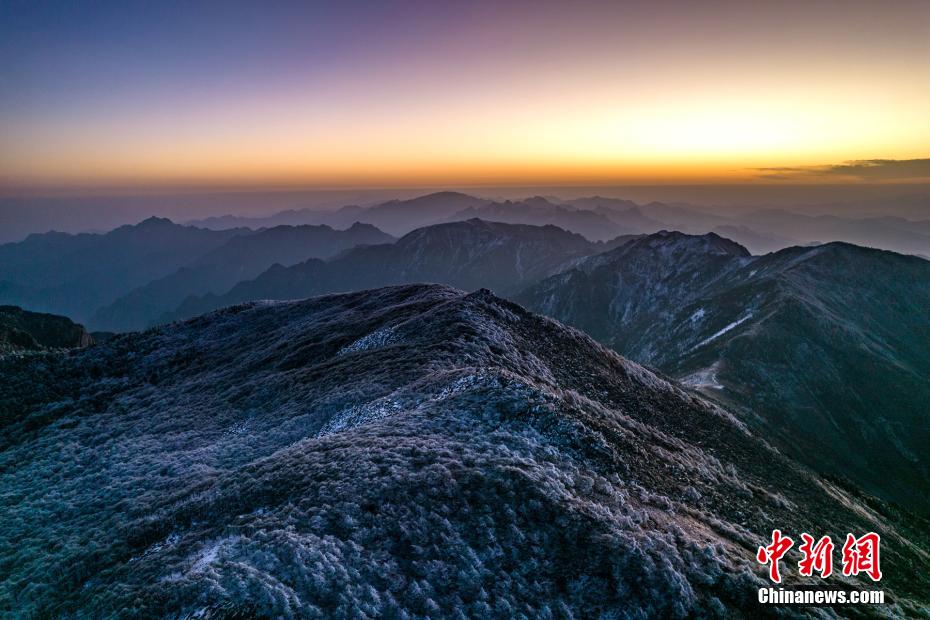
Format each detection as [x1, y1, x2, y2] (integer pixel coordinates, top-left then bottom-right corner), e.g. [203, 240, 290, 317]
[1, 285, 927, 618]
[0, 304, 93, 354]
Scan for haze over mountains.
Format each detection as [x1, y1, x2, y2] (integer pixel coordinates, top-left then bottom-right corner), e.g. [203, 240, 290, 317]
[3, 285, 928, 617]
[0, 218, 392, 328]
[4, 189, 924, 326]
[165, 219, 629, 325]
[90, 222, 393, 332]
[5, 184, 929, 243]
[184, 191, 930, 257]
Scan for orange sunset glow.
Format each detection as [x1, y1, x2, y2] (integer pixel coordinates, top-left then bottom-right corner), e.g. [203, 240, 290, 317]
[2, 1, 930, 189]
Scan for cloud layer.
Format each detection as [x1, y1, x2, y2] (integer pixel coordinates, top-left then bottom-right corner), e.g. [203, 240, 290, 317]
[756, 158, 930, 181]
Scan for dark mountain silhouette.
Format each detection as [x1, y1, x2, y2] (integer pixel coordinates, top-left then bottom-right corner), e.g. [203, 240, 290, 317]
[561, 197, 671, 234]
[351, 191, 489, 235]
[184, 192, 485, 235]
[0, 305, 93, 353]
[164, 219, 615, 323]
[189, 204, 369, 231]
[0, 217, 250, 322]
[2, 284, 926, 617]
[446, 197, 661, 241]
[563, 195, 641, 212]
[177, 191, 930, 256]
[598, 206, 666, 233]
[187, 193, 672, 241]
[88, 222, 393, 331]
[518, 232, 930, 513]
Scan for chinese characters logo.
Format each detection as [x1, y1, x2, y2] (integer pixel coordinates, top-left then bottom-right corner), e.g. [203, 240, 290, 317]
[757, 530, 881, 583]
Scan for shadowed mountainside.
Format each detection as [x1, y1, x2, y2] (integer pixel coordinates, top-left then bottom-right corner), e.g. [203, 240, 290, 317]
[88, 222, 393, 331]
[518, 232, 930, 514]
[164, 219, 628, 323]
[1, 284, 927, 618]
[0, 217, 250, 323]
[0, 305, 93, 353]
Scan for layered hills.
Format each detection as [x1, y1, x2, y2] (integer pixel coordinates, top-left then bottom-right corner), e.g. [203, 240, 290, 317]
[0, 218, 393, 330]
[89, 222, 392, 331]
[165, 219, 621, 323]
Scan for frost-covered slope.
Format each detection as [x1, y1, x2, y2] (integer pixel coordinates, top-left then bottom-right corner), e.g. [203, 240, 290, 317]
[518, 233, 930, 514]
[1, 284, 927, 618]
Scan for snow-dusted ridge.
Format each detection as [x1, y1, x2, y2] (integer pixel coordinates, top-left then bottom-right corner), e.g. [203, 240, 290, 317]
[1, 283, 927, 618]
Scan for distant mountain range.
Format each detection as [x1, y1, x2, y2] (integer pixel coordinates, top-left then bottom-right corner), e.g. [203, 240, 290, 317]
[517, 231, 930, 514]
[89, 222, 393, 332]
[0, 218, 392, 329]
[186, 191, 930, 257]
[0, 217, 249, 323]
[191, 191, 486, 236]
[3, 284, 927, 617]
[443, 197, 663, 241]
[163, 219, 631, 324]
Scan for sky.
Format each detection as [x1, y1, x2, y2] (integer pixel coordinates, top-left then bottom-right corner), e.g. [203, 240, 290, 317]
[2, 0, 930, 190]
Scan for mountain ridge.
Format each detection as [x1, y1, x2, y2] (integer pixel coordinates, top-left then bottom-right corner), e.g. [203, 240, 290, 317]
[163, 219, 622, 324]
[517, 232, 930, 514]
[0, 218, 251, 322]
[2, 283, 927, 617]
[88, 222, 394, 331]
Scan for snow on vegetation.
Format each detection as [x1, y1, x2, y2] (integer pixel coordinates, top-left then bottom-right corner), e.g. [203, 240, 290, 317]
[189, 536, 242, 573]
[336, 326, 399, 355]
[694, 313, 753, 349]
[0, 284, 926, 618]
[681, 364, 725, 390]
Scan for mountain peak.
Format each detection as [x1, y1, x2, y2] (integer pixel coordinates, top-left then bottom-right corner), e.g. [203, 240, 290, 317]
[637, 230, 751, 257]
[136, 215, 176, 228]
[345, 221, 382, 233]
[522, 195, 555, 207]
[397, 191, 479, 206]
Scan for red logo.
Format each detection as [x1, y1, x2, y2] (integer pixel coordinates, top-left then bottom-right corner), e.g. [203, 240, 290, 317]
[757, 529, 794, 583]
[798, 533, 834, 578]
[842, 532, 882, 582]
[757, 531, 881, 582]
